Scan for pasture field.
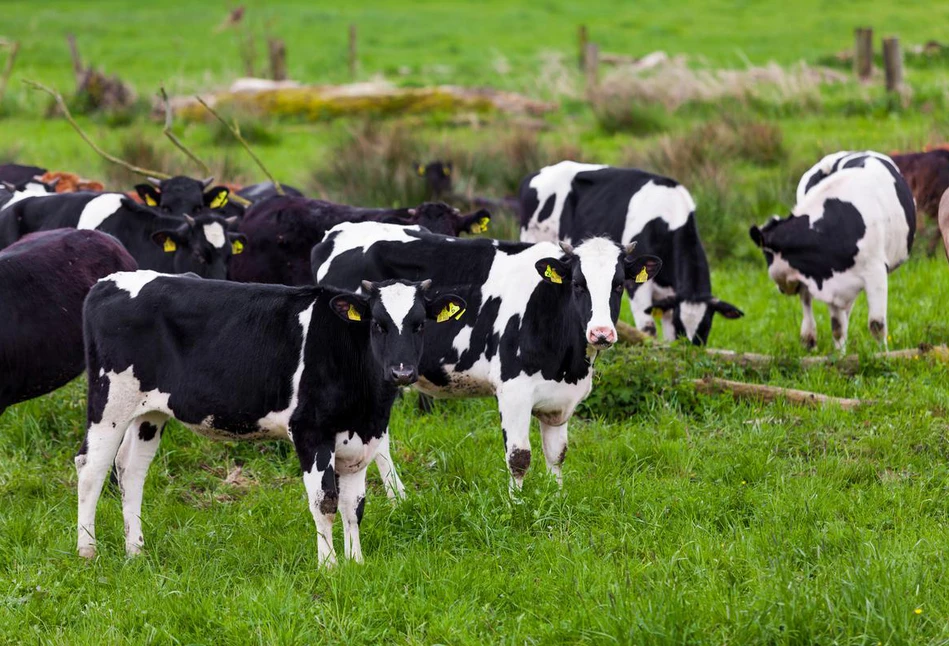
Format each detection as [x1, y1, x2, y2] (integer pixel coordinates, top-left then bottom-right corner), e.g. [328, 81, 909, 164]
[4, 1, 949, 644]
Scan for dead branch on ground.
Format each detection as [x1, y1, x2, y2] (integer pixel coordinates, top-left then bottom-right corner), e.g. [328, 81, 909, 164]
[694, 377, 870, 410]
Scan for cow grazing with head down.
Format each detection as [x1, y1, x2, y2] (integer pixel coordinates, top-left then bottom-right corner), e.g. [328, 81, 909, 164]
[76, 272, 464, 566]
[0, 191, 245, 279]
[311, 222, 661, 493]
[518, 161, 743, 346]
[0, 229, 136, 417]
[229, 196, 491, 285]
[751, 151, 915, 351]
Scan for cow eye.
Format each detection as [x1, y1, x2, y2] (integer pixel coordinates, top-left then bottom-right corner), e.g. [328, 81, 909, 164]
[414, 322, 425, 333]
[572, 281, 586, 291]
[192, 205, 202, 214]
[372, 321, 386, 334]
[614, 283, 624, 293]
[160, 206, 171, 213]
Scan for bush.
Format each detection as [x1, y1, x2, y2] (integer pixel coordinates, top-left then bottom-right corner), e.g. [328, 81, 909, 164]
[590, 97, 669, 136]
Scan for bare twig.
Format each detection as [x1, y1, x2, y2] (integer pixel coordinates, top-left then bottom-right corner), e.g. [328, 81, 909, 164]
[705, 344, 949, 371]
[694, 377, 870, 410]
[23, 79, 171, 180]
[0, 41, 19, 103]
[66, 34, 82, 85]
[160, 86, 212, 176]
[195, 95, 284, 195]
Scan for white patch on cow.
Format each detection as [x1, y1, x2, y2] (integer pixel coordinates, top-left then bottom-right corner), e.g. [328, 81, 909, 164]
[620, 182, 695, 242]
[678, 301, 707, 342]
[315, 222, 423, 283]
[202, 222, 226, 248]
[378, 282, 417, 333]
[521, 161, 607, 243]
[2, 184, 54, 209]
[103, 270, 169, 299]
[574, 237, 621, 335]
[335, 432, 383, 475]
[795, 150, 894, 204]
[452, 325, 474, 355]
[256, 303, 314, 435]
[77, 193, 124, 230]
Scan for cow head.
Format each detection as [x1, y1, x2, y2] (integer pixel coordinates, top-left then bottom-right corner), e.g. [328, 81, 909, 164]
[135, 176, 232, 218]
[535, 238, 662, 350]
[415, 160, 453, 198]
[1, 176, 59, 196]
[750, 216, 803, 295]
[403, 203, 492, 237]
[329, 279, 466, 386]
[150, 212, 246, 280]
[646, 295, 744, 345]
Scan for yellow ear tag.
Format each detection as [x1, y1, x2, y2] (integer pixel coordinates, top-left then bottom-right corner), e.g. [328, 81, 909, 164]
[163, 238, 177, 253]
[144, 195, 158, 207]
[635, 266, 649, 284]
[437, 301, 461, 323]
[417, 165, 425, 176]
[231, 239, 244, 255]
[470, 223, 481, 234]
[209, 191, 228, 209]
[478, 217, 489, 233]
[443, 166, 451, 177]
[544, 265, 563, 284]
[347, 305, 362, 321]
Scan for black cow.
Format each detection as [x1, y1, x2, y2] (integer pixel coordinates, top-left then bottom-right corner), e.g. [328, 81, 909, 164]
[312, 222, 661, 494]
[0, 164, 47, 186]
[0, 191, 245, 279]
[230, 196, 491, 285]
[76, 272, 464, 565]
[0, 229, 136, 416]
[134, 176, 234, 217]
[518, 161, 743, 345]
[236, 181, 304, 202]
[415, 160, 453, 199]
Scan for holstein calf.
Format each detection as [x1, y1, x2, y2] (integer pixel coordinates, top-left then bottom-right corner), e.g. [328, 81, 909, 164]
[77, 272, 464, 565]
[230, 196, 490, 285]
[751, 151, 915, 350]
[0, 229, 136, 416]
[312, 222, 661, 491]
[0, 191, 244, 278]
[519, 161, 742, 345]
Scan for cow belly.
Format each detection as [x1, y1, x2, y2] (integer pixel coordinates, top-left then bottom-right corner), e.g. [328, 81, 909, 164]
[184, 416, 290, 442]
[335, 432, 383, 474]
[530, 375, 593, 425]
[416, 370, 496, 398]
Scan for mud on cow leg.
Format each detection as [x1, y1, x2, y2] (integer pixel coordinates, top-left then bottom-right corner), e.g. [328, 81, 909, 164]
[497, 391, 533, 491]
[296, 433, 339, 567]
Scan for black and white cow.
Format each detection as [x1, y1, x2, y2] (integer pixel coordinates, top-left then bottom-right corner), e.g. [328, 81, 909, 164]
[0, 164, 47, 186]
[750, 151, 916, 350]
[311, 222, 662, 491]
[134, 176, 235, 217]
[0, 192, 245, 279]
[518, 161, 743, 345]
[230, 196, 490, 285]
[77, 272, 465, 565]
[0, 229, 136, 416]
[0, 176, 58, 209]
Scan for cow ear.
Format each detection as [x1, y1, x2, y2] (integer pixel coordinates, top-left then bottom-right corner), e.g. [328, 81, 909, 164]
[329, 293, 369, 323]
[645, 296, 679, 314]
[468, 212, 490, 235]
[228, 233, 248, 255]
[535, 258, 571, 285]
[151, 230, 184, 253]
[426, 294, 467, 323]
[749, 225, 764, 248]
[625, 255, 662, 284]
[414, 162, 425, 177]
[136, 184, 161, 207]
[204, 186, 229, 209]
[711, 299, 744, 319]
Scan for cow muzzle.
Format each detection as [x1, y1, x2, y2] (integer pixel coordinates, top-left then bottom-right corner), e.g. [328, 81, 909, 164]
[388, 364, 419, 386]
[587, 325, 617, 349]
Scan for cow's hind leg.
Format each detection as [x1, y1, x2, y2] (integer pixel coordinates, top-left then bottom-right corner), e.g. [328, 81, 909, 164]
[295, 433, 338, 567]
[114, 412, 167, 556]
[497, 389, 534, 492]
[373, 427, 405, 502]
[338, 466, 368, 563]
[800, 289, 817, 350]
[539, 420, 568, 487]
[828, 301, 855, 353]
[864, 266, 889, 349]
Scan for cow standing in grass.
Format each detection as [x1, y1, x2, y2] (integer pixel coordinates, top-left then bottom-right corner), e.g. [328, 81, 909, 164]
[518, 161, 742, 345]
[312, 222, 661, 492]
[751, 151, 915, 351]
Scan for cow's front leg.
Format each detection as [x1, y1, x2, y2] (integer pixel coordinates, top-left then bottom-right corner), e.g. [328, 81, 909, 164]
[628, 284, 657, 337]
[828, 301, 854, 353]
[338, 467, 368, 563]
[799, 289, 817, 350]
[497, 390, 534, 491]
[539, 420, 568, 486]
[373, 427, 405, 502]
[864, 266, 889, 349]
[295, 434, 338, 567]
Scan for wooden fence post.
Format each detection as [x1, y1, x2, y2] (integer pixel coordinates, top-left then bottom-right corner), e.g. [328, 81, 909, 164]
[578, 25, 588, 70]
[883, 37, 903, 92]
[349, 24, 357, 80]
[584, 42, 599, 97]
[268, 38, 287, 81]
[854, 27, 873, 80]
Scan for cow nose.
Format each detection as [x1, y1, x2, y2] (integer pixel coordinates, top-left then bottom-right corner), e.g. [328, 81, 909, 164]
[587, 326, 616, 347]
[389, 365, 418, 386]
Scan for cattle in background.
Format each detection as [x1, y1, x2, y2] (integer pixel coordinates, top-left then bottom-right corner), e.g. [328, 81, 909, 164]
[751, 151, 915, 351]
[312, 222, 661, 493]
[76, 272, 464, 566]
[938, 187, 949, 263]
[415, 160, 453, 199]
[890, 148, 949, 221]
[0, 229, 136, 416]
[236, 181, 304, 202]
[0, 192, 245, 279]
[0, 176, 59, 210]
[230, 197, 491, 285]
[518, 161, 742, 345]
[0, 164, 48, 186]
[133, 175, 237, 218]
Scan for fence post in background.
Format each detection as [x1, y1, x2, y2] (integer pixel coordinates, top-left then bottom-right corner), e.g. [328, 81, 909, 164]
[883, 37, 903, 92]
[578, 25, 588, 70]
[584, 42, 599, 97]
[854, 27, 873, 80]
[349, 24, 358, 80]
[268, 38, 287, 81]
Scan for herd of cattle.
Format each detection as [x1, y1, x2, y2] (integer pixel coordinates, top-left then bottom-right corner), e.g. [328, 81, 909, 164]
[0, 145, 933, 565]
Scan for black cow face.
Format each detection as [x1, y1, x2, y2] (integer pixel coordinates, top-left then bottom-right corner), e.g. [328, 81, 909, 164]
[647, 295, 744, 345]
[330, 279, 466, 385]
[151, 213, 247, 280]
[536, 239, 662, 350]
[415, 160, 453, 199]
[136, 176, 231, 218]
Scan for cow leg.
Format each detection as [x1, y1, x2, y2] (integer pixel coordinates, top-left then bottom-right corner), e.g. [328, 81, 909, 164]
[497, 391, 533, 491]
[114, 413, 166, 556]
[828, 301, 854, 352]
[799, 289, 817, 350]
[539, 420, 568, 487]
[628, 284, 657, 337]
[864, 267, 889, 349]
[296, 435, 338, 567]
[661, 309, 676, 342]
[373, 427, 405, 502]
[338, 467, 368, 563]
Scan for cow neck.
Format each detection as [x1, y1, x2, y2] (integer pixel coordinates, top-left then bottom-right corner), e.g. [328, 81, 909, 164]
[671, 219, 713, 300]
[518, 282, 593, 380]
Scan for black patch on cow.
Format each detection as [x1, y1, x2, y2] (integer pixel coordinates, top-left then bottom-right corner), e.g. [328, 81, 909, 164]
[556, 446, 567, 465]
[355, 496, 366, 524]
[138, 422, 159, 442]
[508, 449, 531, 478]
[877, 158, 917, 252]
[831, 317, 842, 339]
[869, 319, 884, 335]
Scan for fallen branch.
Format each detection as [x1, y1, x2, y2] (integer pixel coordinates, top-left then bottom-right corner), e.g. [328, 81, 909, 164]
[196, 95, 284, 196]
[706, 344, 949, 371]
[23, 79, 171, 180]
[694, 377, 870, 410]
[160, 86, 211, 176]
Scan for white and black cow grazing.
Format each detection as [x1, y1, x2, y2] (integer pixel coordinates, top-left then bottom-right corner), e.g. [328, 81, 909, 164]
[750, 151, 916, 351]
[518, 161, 743, 345]
[76, 272, 464, 566]
[0, 229, 136, 416]
[0, 191, 244, 279]
[311, 222, 662, 491]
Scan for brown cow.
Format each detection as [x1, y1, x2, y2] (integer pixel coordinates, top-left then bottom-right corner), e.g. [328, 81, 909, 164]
[939, 187, 949, 263]
[890, 148, 949, 220]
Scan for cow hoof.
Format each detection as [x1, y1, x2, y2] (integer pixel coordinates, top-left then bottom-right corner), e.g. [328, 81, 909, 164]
[869, 320, 885, 339]
[125, 544, 143, 557]
[801, 335, 816, 351]
[78, 546, 96, 560]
